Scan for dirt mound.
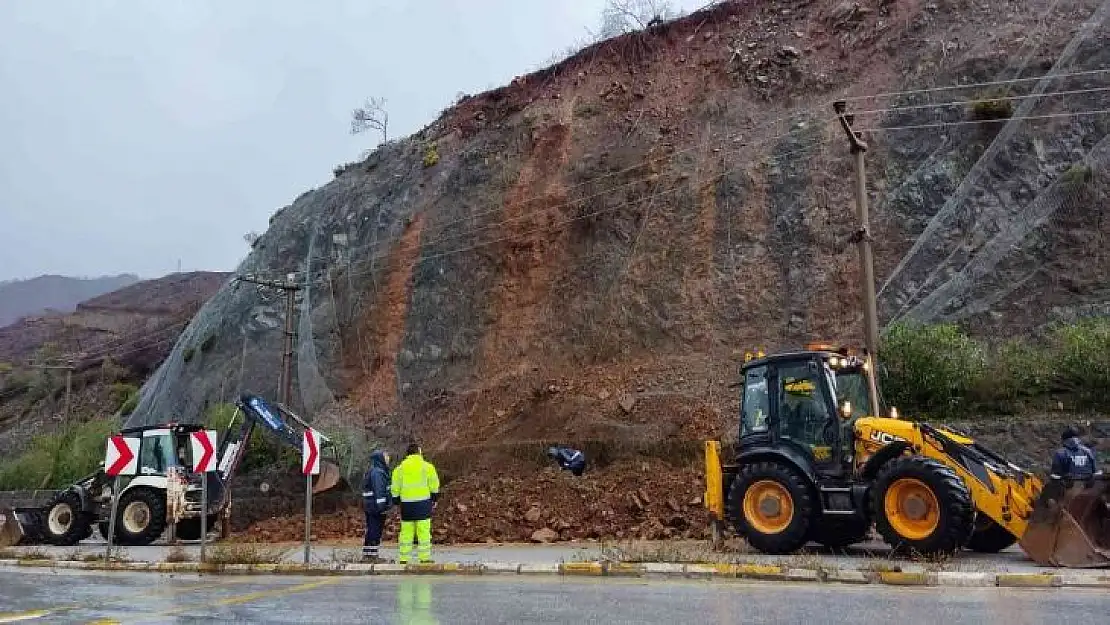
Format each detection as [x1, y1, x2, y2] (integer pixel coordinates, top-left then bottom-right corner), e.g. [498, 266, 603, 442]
[236, 458, 711, 544]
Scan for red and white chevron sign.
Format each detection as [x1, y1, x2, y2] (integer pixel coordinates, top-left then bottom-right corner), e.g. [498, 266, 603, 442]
[190, 430, 219, 473]
[105, 436, 140, 477]
[302, 429, 321, 476]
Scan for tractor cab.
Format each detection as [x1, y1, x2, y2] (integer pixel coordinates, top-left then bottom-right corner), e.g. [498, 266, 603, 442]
[120, 423, 206, 478]
[737, 346, 880, 477]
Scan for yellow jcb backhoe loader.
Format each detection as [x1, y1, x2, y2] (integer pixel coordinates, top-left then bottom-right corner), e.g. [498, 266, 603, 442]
[704, 345, 1110, 567]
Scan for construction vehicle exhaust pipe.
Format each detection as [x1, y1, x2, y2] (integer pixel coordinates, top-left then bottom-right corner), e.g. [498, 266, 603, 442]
[1019, 477, 1110, 568]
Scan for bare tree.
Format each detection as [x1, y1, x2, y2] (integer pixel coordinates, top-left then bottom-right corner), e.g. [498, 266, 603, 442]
[350, 97, 389, 144]
[599, 0, 678, 38]
[243, 231, 261, 247]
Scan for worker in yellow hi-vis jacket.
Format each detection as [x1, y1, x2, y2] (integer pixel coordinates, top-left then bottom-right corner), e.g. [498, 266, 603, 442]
[390, 441, 441, 564]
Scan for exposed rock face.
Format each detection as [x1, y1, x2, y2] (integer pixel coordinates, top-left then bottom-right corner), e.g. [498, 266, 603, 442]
[128, 0, 1110, 463]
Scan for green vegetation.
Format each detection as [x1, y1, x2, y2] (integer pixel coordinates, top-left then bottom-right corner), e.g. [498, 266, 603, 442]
[1061, 163, 1094, 191]
[880, 319, 1110, 417]
[0, 417, 119, 490]
[182, 347, 196, 363]
[422, 142, 440, 168]
[199, 333, 218, 353]
[109, 382, 140, 415]
[207, 543, 287, 565]
[880, 323, 986, 416]
[0, 361, 12, 374]
[970, 91, 1013, 121]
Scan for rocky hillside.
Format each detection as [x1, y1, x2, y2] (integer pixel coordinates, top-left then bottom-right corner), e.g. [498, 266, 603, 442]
[0, 274, 139, 327]
[0, 272, 228, 456]
[131, 0, 1110, 463]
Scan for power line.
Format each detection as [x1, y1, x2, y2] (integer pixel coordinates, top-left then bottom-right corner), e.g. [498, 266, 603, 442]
[840, 67, 1110, 103]
[331, 107, 836, 268]
[857, 107, 1110, 132]
[851, 85, 1110, 117]
[303, 134, 834, 288]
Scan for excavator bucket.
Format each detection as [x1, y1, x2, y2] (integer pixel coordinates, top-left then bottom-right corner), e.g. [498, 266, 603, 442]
[0, 509, 22, 547]
[0, 508, 42, 548]
[311, 460, 343, 495]
[1019, 477, 1110, 568]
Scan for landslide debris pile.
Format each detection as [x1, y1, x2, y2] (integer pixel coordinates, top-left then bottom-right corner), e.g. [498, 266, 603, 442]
[237, 459, 709, 544]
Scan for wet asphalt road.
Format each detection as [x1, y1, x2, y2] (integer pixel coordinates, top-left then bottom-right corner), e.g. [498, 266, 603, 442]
[2, 569, 1108, 624]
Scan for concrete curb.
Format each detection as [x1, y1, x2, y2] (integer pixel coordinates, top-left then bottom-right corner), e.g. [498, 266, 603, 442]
[1, 558, 1105, 588]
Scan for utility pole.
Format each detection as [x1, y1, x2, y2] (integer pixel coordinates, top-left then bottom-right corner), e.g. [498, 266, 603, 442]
[235, 273, 301, 407]
[833, 100, 882, 416]
[30, 362, 75, 421]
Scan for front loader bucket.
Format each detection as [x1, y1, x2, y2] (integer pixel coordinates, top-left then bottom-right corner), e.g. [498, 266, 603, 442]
[0, 508, 42, 547]
[0, 509, 22, 547]
[311, 460, 343, 495]
[1019, 477, 1110, 568]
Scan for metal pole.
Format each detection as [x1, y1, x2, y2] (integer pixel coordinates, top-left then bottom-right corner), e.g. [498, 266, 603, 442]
[834, 101, 882, 416]
[63, 367, 72, 421]
[282, 283, 296, 407]
[853, 149, 882, 416]
[303, 474, 312, 564]
[200, 475, 208, 564]
[106, 476, 120, 562]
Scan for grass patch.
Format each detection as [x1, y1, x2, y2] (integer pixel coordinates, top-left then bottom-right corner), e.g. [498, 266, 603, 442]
[328, 549, 363, 564]
[164, 546, 194, 563]
[970, 91, 1013, 121]
[599, 540, 748, 564]
[0, 416, 119, 490]
[861, 559, 903, 573]
[1061, 163, 1094, 191]
[78, 548, 130, 563]
[881, 319, 1110, 417]
[16, 548, 52, 561]
[0, 548, 19, 559]
[207, 543, 287, 565]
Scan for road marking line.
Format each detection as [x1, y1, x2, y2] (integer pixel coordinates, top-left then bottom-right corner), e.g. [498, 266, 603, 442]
[127, 578, 345, 622]
[0, 609, 58, 623]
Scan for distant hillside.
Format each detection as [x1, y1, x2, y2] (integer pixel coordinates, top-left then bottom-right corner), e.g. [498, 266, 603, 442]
[0, 274, 140, 327]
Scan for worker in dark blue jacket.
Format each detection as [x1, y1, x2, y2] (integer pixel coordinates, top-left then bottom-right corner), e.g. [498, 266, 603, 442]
[547, 446, 586, 476]
[361, 449, 392, 562]
[1050, 426, 1101, 481]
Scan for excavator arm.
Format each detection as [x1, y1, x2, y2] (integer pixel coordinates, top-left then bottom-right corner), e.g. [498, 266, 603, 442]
[215, 393, 343, 496]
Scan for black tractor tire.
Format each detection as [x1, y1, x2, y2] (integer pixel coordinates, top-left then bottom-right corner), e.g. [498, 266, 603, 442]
[42, 490, 92, 546]
[966, 516, 1018, 553]
[726, 461, 816, 554]
[115, 488, 167, 546]
[812, 517, 872, 550]
[871, 456, 974, 555]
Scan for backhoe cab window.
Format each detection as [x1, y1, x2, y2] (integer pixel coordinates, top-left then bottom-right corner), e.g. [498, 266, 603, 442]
[831, 367, 871, 419]
[740, 365, 770, 436]
[139, 434, 178, 476]
[776, 363, 832, 449]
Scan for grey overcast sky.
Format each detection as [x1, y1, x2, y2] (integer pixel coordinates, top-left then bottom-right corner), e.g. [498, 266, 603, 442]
[0, 0, 707, 282]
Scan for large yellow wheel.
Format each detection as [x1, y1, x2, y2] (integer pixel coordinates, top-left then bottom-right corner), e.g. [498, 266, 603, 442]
[743, 480, 795, 535]
[727, 462, 814, 554]
[871, 456, 974, 554]
[883, 478, 940, 541]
